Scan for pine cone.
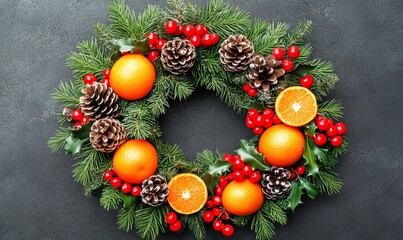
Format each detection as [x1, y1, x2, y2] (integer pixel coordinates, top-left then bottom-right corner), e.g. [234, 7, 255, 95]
[79, 82, 120, 121]
[219, 35, 254, 72]
[140, 175, 169, 207]
[261, 167, 292, 200]
[246, 54, 285, 92]
[89, 117, 127, 153]
[63, 107, 74, 121]
[161, 37, 196, 75]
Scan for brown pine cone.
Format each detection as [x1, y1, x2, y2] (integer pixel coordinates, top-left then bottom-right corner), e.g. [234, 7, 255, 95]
[89, 117, 127, 153]
[261, 166, 292, 200]
[140, 175, 169, 207]
[79, 82, 120, 121]
[246, 54, 285, 92]
[161, 37, 196, 75]
[219, 35, 254, 72]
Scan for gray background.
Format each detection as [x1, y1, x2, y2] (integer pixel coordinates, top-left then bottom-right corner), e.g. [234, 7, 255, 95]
[1, 0, 402, 239]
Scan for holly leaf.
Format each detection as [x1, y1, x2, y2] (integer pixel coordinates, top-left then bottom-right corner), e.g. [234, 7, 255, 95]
[293, 64, 316, 77]
[303, 137, 319, 176]
[286, 181, 303, 212]
[119, 192, 136, 209]
[64, 135, 88, 155]
[245, 102, 265, 112]
[235, 139, 270, 171]
[112, 38, 151, 54]
[299, 177, 319, 199]
[303, 121, 316, 136]
[72, 122, 92, 139]
[202, 173, 220, 195]
[208, 160, 231, 176]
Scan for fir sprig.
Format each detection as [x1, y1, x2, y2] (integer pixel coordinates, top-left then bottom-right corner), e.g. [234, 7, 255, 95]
[184, 213, 207, 240]
[285, 20, 313, 47]
[251, 202, 276, 240]
[249, 21, 288, 55]
[308, 170, 343, 195]
[100, 186, 122, 210]
[48, 127, 71, 152]
[118, 204, 137, 232]
[52, 81, 82, 108]
[318, 99, 344, 120]
[134, 205, 169, 240]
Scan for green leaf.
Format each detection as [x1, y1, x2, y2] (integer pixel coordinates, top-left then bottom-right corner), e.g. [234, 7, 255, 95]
[303, 137, 319, 176]
[119, 192, 136, 209]
[235, 139, 270, 171]
[202, 173, 220, 195]
[64, 135, 88, 155]
[299, 177, 319, 199]
[111, 38, 150, 54]
[286, 181, 303, 212]
[303, 121, 316, 136]
[233, 216, 250, 227]
[208, 160, 231, 175]
[293, 64, 316, 77]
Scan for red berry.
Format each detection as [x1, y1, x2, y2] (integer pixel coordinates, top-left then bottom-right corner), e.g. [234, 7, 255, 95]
[194, 24, 208, 36]
[121, 51, 131, 55]
[103, 69, 111, 79]
[249, 171, 261, 183]
[202, 34, 215, 48]
[314, 133, 327, 146]
[80, 116, 90, 125]
[296, 166, 306, 175]
[212, 207, 222, 217]
[316, 118, 330, 131]
[287, 45, 300, 59]
[121, 182, 132, 194]
[290, 171, 297, 180]
[243, 83, 252, 92]
[233, 170, 244, 182]
[247, 108, 259, 120]
[220, 213, 229, 221]
[263, 118, 273, 129]
[212, 195, 222, 206]
[147, 50, 160, 62]
[242, 165, 253, 176]
[222, 154, 234, 163]
[314, 115, 324, 125]
[103, 170, 114, 181]
[272, 47, 285, 60]
[72, 109, 83, 122]
[254, 115, 265, 127]
[189, 35, 202, 47]
[326, 125, 338, 137]
[262, 108, 274, 119]
[165, 212, 177, 225]
[147, 32, 158, 46]
[327, 118, 334, 126]
[174, 24, 183, 36]
[226, 173, 234, 181]
[219, 176, 228, 187]
[131, 186, 141, 196]
[110, 177, 121, 188]
[247, 88, 257, 97]
[213, 220, 223, 231]
[273, 114, 282, 124]
[203, 211, 214, 222]
[215, 185, 224, 195]
[232, 158, 244, 170]
[83, 73, 96, 84]
[100, 78, 110, 87]
[183, 24, 195, 37]
[156, 39, 167, 51]
[222, 224, 234, 237]
[282, 59, 294, 72]
[211, 33, 220, 44]
[253, 127, 264, 135]
[330, 135, 343, 147]
[206, 200, 214, 209]
[169, 220, 182, 232]
[73, 122, 82, 130]
[300, 74, 314, 88]
[335, 122, 347, 135]
[165, 20, 178, 35]
[246, 116, 256, 129]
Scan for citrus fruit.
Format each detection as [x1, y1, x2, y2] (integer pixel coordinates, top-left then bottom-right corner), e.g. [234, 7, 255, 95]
[112, 139, 158, 184]
[275, 86, 318, 127]
[259, 124, 305, 167]
[222, 178, 264, 216]
[110, 54, 156, 100]
[167, 173, 208, 215]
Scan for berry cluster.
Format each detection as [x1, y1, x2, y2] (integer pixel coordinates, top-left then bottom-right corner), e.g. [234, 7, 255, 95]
[70, 109, 90, 130]
[103, 169, 142, 196]
[83, 69, 111, 87]
[313, 116, 347, 147]
[271, 45, 300, 72]
[165, 212, 182, 232]
[145, 32, 165, 62]
[245, 108, 282, 135]
[289, 165, 306, 180]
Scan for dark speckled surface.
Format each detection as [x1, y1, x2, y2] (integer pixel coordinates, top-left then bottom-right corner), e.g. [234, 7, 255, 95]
[1, 0, 402, 239]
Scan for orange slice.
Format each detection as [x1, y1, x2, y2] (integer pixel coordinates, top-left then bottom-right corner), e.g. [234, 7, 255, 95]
[167, 173, 208, 215]
[275, 86, 318, 127]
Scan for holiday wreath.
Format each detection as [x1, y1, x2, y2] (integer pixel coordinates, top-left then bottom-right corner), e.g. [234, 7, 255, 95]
[48, 0, 348, 239]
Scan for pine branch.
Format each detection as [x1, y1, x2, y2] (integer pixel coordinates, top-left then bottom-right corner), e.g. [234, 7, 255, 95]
[251, 201, 276, 240]
[196, 150, 220, 171]
[169, 76, 195, 101]
[93, 23, 116, 50]
[135, 205, 169, 240]
[48, 127, 71, 152]
[52, 81, 82, 108]
[294, 44, 312, 64]
[184, 213, 206, 240]
[285, 20, 313, 47]
[117, 204, 137, 232]
[154, 140, 191, 180]
[318, 99, 344, 120]
[166, 0, 201, 25]
[147, 74, 172, 116]
[329, 137, 349, 157]
[122, 101, 159, 139]
[249, 20, 288, 55]
[267, 201, 287, 225]
[72, 147, 107, 187]
[321, 154, 339, 169]
[100, 186, 122, 210]
[308, 170, 343, 195]
[233, 216, 251, 227]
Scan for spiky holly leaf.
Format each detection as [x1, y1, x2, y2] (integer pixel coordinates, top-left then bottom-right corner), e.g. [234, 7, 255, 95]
[235, 139, 270, 171]
[208, 160, 231, 176]
[112, 38, 150, 54]
[303, 121, 316, 136]
[286, 181, 303, 212]
[119, 192, 136, 209]
[299, 177, 319, 199]
[303, 137, 320, 176]
[64, 136, 88, 155]
[202, 173, 220, 195]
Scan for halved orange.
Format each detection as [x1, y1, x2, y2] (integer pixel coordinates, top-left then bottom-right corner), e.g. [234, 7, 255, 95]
[167, 173, 208, 215]
[275, 86, 318, 127]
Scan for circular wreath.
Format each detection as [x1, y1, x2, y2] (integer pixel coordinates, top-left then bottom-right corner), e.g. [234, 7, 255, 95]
[49, 1, 348, 239]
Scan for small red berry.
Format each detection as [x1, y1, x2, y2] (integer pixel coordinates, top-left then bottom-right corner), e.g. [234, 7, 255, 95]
[121, 182, 132, 194]
[203, 211, 214, 222]
[165, 212, 177, 225]
[213, 220, 223, 231]
[110, 177, 121, 188]
[183, 24, 195, 37]
[300, 74, 314, 88]
[156, 39, 167, 51]
[174, 24, 183, 36]
[330, 135, 343, 147]
[249, 171, 261, 183]
[247, 88, 257, 97]
[263, 118, 273, 129]
[314, 115, 324, 125]
[211, 33, 220, 44]
[100, 78, 110, 87]
[147, 32, 158, 46]
[253, 127, 264, 135]
[282, 59, 294, 72]
[290, 171, 297, 180]
[194, 24, 208, 36]
[81, 116, 90, 125]
[226, 173, 234, 181]
[316, 118, 330, 131]
[202, 34, 215, 48]
[326, 125, 338, 137]
[254, 115, 265, 127]
[165, 20, 178, 35]
[243, 83, 252, 92]
[219, 176, 228, 187]
[242, 165, 253, 176]
[233, 170, 244, 182]
[222, 154, 234, 163]
[72, 109, 83, 121]
[246, 116, 256, 129]
[215, 185, 224, 196]
[147, 50, 160, 62]
[314, 133, 327, 146]
[273, 114, 282, 124]
[169, 220, 182, 232]
[232, 158, 244, 170]
[212, 195, 222, 206]
[247, 108, 259, 120]
[103, 170, 114, 181]
[272, 47, 285, 60]
[131, 186, 141, 197]
[212, 207, 222, 217]
[296, 166, 306, 175]
[335, 122, 347, 135]
[222, 224, 234, 237]
[189, 35, 202, 47]
[327, 118, 334, 126]
[262, 108, 274, 119]
[220, 213, 229, 221]
[103, 69, 111, 79]
[287, 45, 300, 59]
[206, 200, 214, 209]
[83, 73, 96, 84]
[73, 122, 82, 130]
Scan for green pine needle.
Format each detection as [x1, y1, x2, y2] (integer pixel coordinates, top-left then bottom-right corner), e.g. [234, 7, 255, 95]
[249, 20, 288, 55]
[72, 147, 107, 187]
[318, 99, 344, 120]
[117, 205, 137, 232]
[52, 81, 82, 108]
[122, 101, 159, 139]
[48, 127, 71, 152]
[267, 201, 287, 225]
[308, 171, 343, 195]
[135, 205, 169, 240]
[286, 20, 313, 46]
[251, 201, 276, 240]
[100, 186, 122, 211]
[233, 216, 251, 227]
[184, 213, 206, 240]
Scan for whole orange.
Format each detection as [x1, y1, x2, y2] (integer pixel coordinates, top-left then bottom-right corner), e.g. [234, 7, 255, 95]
[112, 139, 158, 184]
[110, 54, 156, 100]
[259, 124, 305, 167]
[222, 178, 264, 216]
